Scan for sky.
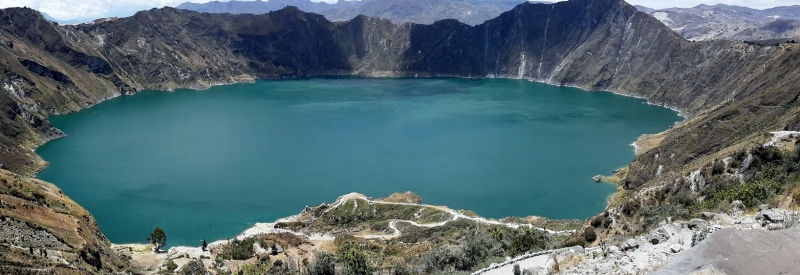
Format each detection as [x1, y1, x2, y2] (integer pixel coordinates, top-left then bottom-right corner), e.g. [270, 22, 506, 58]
[0, 0, 798, 22]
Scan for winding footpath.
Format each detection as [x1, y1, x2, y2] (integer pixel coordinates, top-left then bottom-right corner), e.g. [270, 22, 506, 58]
[330, 193, 576, 240]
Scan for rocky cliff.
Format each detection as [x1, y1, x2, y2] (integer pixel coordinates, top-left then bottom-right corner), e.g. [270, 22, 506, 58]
[2, 0, 800, 271]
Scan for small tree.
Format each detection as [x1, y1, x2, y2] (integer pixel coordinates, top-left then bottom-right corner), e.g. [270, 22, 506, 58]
[513, 264, 521, 275]
[148, 227, 167, 252]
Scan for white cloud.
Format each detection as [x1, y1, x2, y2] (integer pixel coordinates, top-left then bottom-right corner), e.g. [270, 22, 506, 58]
[0, 0, 217, 20]
[0, 0, 798, 21]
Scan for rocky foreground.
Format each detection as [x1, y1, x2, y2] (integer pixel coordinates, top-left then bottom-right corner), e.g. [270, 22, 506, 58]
[108, 190, 799, 275]
[480, 205, 799, 275]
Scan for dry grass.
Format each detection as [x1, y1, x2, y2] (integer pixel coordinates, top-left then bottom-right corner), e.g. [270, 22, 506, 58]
[0, 170, 91, 250]
[633, 131, 669, 156]
[0, 169, 135, 274]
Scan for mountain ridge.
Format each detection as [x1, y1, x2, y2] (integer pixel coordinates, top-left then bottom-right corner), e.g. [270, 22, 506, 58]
[176, 0, 525, 26]
[643, 3, 800, 41]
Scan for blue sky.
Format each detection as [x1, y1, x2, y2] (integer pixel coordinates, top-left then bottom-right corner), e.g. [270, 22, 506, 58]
[0, 0, 798, 22]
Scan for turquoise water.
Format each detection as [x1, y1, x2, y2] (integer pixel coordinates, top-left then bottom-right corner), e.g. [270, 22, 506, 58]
[36, 78, 680, 246]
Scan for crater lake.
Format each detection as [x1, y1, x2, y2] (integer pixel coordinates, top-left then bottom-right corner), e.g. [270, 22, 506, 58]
[36, 78, 681, 246]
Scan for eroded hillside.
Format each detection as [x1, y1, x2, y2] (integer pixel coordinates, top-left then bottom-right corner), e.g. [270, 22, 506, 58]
[0, 170, 135, 274]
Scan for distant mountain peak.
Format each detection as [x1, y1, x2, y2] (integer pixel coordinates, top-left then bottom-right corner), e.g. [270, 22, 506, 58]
[643, 3, 800, 41]
[175, 0, 525, 25]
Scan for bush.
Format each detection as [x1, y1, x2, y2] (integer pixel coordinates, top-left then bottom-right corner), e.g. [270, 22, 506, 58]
[307, 252, 335, 275]
[583, 227, 597, 243]
[711, 161, 726, 175]
[639, 205, 690, 229]
[507, 228, 547, 256]
[461, 234, 502, 268]
[422, 245, 468, 272]
[590, 214, 613, 228]
[165, 260, 178, 272]
[751, 146, 783, 169]
[715, 181, 771, 208]
[421, 234, 502, 273]
[180, 260, 208, 275]
[238, 262, 270, 275]
[220, 238, 256, 260]
[338, 245, 373, 275]
[391, 263, 414, 275]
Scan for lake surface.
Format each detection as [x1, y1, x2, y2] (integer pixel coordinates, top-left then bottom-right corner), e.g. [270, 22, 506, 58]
[36, 78, 681, 246]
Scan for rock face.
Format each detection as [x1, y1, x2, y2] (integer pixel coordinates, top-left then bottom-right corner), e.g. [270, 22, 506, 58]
[653, 227, 800, 275]
[176, 0, 523, 26]
[643, 4, 800, 41]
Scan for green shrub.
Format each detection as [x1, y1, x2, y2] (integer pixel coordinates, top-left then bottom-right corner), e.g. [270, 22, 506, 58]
[338, 245, 373, 275]
[219, 238, 256, 260]
[165, 260, 178, 272]
[461, 234, 502, 268]
[422, 245, 468, 272]
[238, 262, 270, 275]
[507, 228, 547, 256]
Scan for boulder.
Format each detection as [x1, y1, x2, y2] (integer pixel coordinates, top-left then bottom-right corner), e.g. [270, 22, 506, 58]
[592, 175, 605, 182]
[620, 239, 639, 251]
[568, 246, 585, 254]
[649, 228, 670, 244]
[669, 244, 683, 253]
[764, 213, 785, 223]
[767, 223, 786, 231]
[523, 267, 544, 275]
[653, 228, 800, 275]
[730, 200, 745, 213]
[689, 219, 708, 229]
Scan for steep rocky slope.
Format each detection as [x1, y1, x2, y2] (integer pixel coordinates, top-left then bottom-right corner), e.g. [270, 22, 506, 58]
[176, 0, 523, 26]
[2, 0, 800, 272]
[642, 4, 800, 41]
[0, 170, 135, 274]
